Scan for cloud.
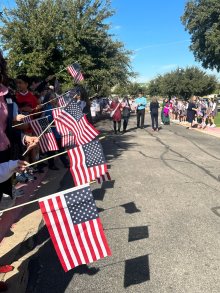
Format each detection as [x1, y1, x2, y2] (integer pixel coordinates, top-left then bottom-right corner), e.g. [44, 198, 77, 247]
[160, 64, 178, 70]
[134, 39, 190, 52]
[111, 25, 121, 30]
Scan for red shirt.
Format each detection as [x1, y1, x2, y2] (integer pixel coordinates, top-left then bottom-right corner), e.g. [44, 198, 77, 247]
[16, 91, 38, 110]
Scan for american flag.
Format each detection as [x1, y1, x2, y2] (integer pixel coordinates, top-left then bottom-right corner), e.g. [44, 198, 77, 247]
[67, 63, 84, 83]
[58, 87, 81, 107]
[52, 108, 74, 148]
[38, 184, 111, 272]
[96, 172, 111, 184]
[30, 117, 58, 153]
[68, 140, 107, 186]
[23, 116, 32, 124]
[56, 100, 99, 146]
[58, 95, 67, 107]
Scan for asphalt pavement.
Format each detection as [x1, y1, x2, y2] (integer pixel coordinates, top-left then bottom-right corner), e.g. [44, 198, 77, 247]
[10, 114, 220, 293]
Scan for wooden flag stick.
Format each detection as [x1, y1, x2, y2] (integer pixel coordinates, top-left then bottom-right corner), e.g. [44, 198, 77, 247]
[22, 119, 56, 157]
[12, 106, 64, 128]
[0, 181, 97, 214]
[25, 136, 106, 167]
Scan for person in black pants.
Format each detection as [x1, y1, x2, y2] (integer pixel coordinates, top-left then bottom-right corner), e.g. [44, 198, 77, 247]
[135, 93, 147, 129]
[150, 97, 160, 131]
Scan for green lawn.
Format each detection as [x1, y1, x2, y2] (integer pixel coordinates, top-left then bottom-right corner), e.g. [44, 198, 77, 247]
[214, 113, 220, 127]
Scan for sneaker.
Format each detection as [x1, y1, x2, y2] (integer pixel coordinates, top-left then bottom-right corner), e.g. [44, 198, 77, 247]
[207, 124, 211, 127]
[210, 124, 216, 128]
[16, 172, 28, 183]
[0, 195, 15, 210]
[160, 122, 164, 125]
[12, 187, 25, 198]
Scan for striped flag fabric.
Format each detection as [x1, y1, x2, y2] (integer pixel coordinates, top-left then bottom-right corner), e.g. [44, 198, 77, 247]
[58, 95, 67, 107]
[23, 116, 32, 124]
[30, 117, 58, 153]
[56, 100, 99, 146]
[52, 108, 74, 148]
[68, 140, 107, 186]
[96, 172, 111, 184]
[38, 184, 111, 272]
[67, 63, 84, 83]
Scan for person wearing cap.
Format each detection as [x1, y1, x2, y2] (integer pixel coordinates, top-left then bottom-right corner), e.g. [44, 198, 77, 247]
[135, 92, 147, 129]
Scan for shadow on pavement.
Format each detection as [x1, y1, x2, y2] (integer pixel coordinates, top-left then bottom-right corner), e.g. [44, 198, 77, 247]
[124, 255, 150, 288]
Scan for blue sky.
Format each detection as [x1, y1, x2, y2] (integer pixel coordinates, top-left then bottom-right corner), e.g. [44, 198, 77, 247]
[1, 0, 220, 82]
[110, 0, 220, 82]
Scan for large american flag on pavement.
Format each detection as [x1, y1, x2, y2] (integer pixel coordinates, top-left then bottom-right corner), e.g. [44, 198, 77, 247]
[30, 117, 58, 153]
[96, 172, 111, 184]
[56, 100, 99, 146]
[67, 63, 84, 83]
[68, 140, 107, 186]
[38, 184, 111, 272]
[52, 108, 74, 148]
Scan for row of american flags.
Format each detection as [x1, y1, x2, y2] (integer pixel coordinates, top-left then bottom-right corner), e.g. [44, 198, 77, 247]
[23, 70, 112, 271]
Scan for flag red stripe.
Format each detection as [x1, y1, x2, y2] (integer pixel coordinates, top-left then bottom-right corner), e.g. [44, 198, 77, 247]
[96, 218, 112, 256]
[56, 196, 82, 266]
[74, 224, 90, 264]
[48, 198, 75, 270]
[38, 201, 68, 271]
[90, 219, 104, 258]
[81, 222, 97, 262]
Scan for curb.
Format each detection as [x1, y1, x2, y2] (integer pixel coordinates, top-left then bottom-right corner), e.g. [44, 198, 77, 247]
[171, 120, 220, 138]
[0, 169, 48, 243]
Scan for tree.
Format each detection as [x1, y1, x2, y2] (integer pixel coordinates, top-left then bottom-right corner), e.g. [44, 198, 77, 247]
[181, 0, 220, 71]
[0, 0, 133, 93]
[148, 67, 217, 99]
[112, 82, 148, 96]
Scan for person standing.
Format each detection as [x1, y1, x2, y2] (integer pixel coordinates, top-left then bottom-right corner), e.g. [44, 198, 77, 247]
[110, 97, 122, 134]
[150, 97, 159, 131]
[187, 96, 197, 129]
[135, 93, 147, 129]
[121, 97, 131, 133]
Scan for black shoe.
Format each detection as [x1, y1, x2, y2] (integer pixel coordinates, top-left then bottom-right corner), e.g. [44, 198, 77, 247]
[49, 165, 59, 170]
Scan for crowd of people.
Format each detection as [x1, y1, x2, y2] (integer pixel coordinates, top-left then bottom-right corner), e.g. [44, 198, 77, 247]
[161, 96, 218, 129]
[0, 52, 95, 291]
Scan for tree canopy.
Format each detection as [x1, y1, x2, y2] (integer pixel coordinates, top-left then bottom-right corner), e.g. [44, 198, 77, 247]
[147, 67, 217, 99]
[0, 0, 133, 93]
[181, 0, 220, 71]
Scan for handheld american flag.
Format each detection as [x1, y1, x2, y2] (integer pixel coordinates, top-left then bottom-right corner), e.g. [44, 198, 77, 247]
[30, 117, 58, 153]
[38, 184, 111, 272]
[67, 63, 84, 83]
[56, 100, 99, 146]
[52, 108, 74, 148]
[68, 140, 107, 186]
[23, 116, 32, 124]
[96, 172, 111, 184]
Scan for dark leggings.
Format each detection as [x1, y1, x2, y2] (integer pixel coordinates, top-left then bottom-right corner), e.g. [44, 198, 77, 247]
[123, 117, 129, 131]
[151, 113, 159, 129]
[113, 121, 121, 133]
[0, 148, 12, 200]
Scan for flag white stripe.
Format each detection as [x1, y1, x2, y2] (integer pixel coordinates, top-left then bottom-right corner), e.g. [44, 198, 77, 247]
[78, 223, 93, 263]
[60, 198, 86, 264]
[93, 219, 108, 257]
[70, 150, 81, 186]
[52, 197, 79, 267]
[44, 200, 71, 271]
[85, 221, 100, 260]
